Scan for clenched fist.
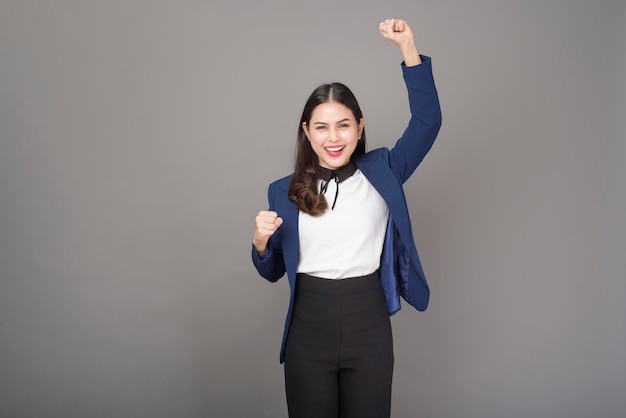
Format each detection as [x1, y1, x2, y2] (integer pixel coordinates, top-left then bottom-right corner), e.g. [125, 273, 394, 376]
[379, 18, 421, 67]
[253, 210, 283, 256]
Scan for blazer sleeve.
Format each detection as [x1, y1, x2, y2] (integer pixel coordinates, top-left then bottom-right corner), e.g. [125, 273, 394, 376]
[388, 55, 442, 183]
[251, 183, 286, 282]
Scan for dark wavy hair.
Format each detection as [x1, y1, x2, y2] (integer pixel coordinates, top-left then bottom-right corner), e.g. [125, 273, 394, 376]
[287, 82, 366, 216]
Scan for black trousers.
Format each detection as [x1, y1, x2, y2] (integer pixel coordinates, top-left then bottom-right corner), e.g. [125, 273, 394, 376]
[284, 271, 394, 418]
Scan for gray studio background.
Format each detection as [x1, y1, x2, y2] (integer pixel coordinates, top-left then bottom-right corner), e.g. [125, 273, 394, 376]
[1, 1, 624, 417]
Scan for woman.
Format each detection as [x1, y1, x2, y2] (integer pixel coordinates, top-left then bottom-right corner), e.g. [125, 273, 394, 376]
[251, 18, 441, 418]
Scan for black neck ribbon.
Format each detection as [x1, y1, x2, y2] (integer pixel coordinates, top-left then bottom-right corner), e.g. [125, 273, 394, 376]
[317, 161, 357, 210]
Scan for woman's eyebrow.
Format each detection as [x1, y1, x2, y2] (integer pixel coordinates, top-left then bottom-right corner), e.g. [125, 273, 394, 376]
[312, 118, 351, 125]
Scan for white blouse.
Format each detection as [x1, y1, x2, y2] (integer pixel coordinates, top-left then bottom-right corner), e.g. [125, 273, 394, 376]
[296, 169, 389, 279]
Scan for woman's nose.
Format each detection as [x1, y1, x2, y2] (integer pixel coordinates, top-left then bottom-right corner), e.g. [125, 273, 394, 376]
[328, 127, 339, 141]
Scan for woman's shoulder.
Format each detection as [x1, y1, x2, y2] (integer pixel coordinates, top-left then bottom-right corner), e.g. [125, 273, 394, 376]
[355, 147, 391, 164]
[268, 173, 294, 191]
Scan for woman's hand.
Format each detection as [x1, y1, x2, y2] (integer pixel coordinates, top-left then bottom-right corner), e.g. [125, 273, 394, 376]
[379, 18, 421, 66]
[253, 210, 283, 256]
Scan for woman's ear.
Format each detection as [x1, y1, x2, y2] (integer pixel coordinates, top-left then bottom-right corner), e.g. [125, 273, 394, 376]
[358, 118, 365, 139]
[302, 122, 310, 140]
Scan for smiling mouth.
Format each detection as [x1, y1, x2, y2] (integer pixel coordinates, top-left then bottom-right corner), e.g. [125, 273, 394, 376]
[325, 146, 345, 154]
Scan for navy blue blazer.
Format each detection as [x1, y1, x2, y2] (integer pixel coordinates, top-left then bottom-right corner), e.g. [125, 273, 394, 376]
[252, 56, 442, 363]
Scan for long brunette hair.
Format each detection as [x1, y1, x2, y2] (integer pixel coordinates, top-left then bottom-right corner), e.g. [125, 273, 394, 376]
[287, 82, 366, 216]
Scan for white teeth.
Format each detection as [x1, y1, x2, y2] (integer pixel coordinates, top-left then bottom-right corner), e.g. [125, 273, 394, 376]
[326, 146, 344, 152]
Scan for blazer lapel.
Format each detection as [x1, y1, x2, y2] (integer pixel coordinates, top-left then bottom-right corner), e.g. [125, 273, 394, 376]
[355, 158, 412, 243]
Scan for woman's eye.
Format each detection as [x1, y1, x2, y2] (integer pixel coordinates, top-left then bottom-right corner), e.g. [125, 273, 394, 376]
[339, 124, 349, 128]
[316, 126, 326, 130]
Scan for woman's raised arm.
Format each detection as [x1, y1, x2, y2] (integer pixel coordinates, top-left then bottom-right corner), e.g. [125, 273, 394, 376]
[379, 18, 422, 67]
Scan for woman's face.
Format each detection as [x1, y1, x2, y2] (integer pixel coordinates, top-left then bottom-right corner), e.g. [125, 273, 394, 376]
[303, 102, 364, 170]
